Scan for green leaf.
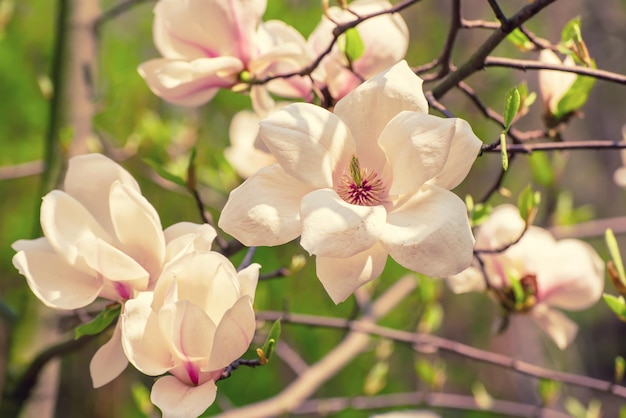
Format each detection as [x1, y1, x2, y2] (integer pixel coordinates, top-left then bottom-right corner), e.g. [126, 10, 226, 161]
[472, 382, 493, 409]
[603, 294, 626, 321]
[517, 184, 541, 225]
[565, 397, 586, 418]
[503, 87, 521, 132]
[506, 28, 533, 51]
[131, 382, 154, 417]
[418, 303, 443, 334]
[499, 133, 508, 171]
[606, 229, 626, 286]
[261, 319, 281, 363]
[528, 152, 555, 186]
[615, 356, 625, 383]
[538, 378, 561, 406]
[144, 158, 187, 188]
[364, 361, 389, 395]
[343, 28, 365, 64]
[415, 358, 435, 386]
[75, 304, 121, 339]
[619, 405, 626, 418]
[555, 69, 596, 119]
[561, 16, 582, 46]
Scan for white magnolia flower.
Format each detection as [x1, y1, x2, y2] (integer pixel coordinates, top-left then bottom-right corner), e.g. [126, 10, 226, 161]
[308, 0, 409, 101]
[139, 0, 312, 111]
[121, 251, 260, 418]
[219, 61, 481, 303]
[12, 153, 217, 387]
[538, 49, 577, 116]
[447, 204, 605, 349]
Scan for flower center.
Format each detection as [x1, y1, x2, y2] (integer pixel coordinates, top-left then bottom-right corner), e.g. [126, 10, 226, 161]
[497, 273, 539, 313]
[337, 155, 385, 206]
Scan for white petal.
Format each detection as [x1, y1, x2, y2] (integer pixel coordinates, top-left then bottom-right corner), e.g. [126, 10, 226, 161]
[379, 112, 457, 195]
[446, 266, 487, 294]
[530, 304, 578, 350]
[427, 119, 483, 190]
[614, 167, 626, 188]
[151, 375, 217, 418]
[300, 189, 386, 258]
[121, 292, 173, 375]
[538, 50, 577, 114]
[138, 57, 243, 106]
[474, 204, 525, 250]
[64, 154, 140, 233]
[219, 164, 311, 246]
[382, 185, 474, 277]
[237, 263, 261, 300]
[334, 61, 428, 173]
[12, 238, 102, 309]
[225, 110, 276, 178]
[207, 296, 256, 370]
[90, 322, 128, 388]
[259, 103, 356, 188]
[164, 222, 217, 262]
[316, 242, 388, 304]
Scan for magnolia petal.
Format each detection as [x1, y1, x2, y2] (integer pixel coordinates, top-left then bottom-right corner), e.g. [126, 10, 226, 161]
[334, 61, 428, 173]
[530, 304, 578, 350]
[300, 189, 386, 258]
[151, 375, 217, 418]
[158, 300, 217, 363]
[219, 164, 310, 247]
[614, 166, 626, 188]
[207, 296, 256, 370]
[316, 242, 388, 304]
[383, 185, 474, 277]
[446, 266, 486, 294]
[259, 103, 355, 188]
[90, 322, 128, 388]
[121, 292, 173, 375]
[379, 112, 456, 195]
[12, 238, 102, 309]
[225, 109, 276, 178]
[164, 222, 217, 262]
[64, 154, 140, 232]
[40, 190, 112, 267]
[536, 239, 604, 310]
[538, 49, 577, 114]
[138, 57, 243, 107]
[109, 181, 165, 281]
[427, 119, 483, 190]
[474, 204, 526, 250]
[237, 263, 261, 300]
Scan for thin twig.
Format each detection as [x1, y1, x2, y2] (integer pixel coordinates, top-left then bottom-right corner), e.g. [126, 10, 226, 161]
[486, 0, 510, 29]
[94, 0, 154, 29]
[482, 140, 626, 154]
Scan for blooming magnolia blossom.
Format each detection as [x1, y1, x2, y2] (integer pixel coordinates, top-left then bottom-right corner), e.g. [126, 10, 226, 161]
[447, 204, 605, 349]
[12, 153, 218, 387]
[308, 0, 409, 101]
[139, 0, 312, 111]
[219, 61, 481, 304]
[538, 49, 577, 116]
[121, 251, 260, 418]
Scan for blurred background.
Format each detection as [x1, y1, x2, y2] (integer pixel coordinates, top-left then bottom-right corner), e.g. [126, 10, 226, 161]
[1, 0, 626, 416]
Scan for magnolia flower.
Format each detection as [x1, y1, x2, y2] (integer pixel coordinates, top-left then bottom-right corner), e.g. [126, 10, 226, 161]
[613, 125, 626, 188]
[139, 0, 312, 111]
[12, 153, 217, 387]
[538, 49, 577, 116]
[447, 204, 605, 349]
[121, 251, 260, 418]
[219, 61, 481, 303]
[308, 0, 409, 101]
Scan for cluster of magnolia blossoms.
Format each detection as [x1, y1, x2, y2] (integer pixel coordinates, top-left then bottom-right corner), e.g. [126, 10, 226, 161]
[219, 61, 483, 303]
[12, 154, 260, 418]
[447, 204, 605, 349]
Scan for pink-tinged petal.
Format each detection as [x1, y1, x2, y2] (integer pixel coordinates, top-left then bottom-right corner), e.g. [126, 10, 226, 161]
[90, 322, 128, 388]
[474, 204, 525, 250]
[427, 119, 483, 190]
[300, 189, 386, 258]
[64, 154, 140, 232]
[164, 222, 217, 262]
[158, 301, 217, 364]
[538, 49, 576, 114]
[40, 190, 112, 268]
[12, 238, 102, 309]
[109, 182, 165, 283]
[535, 239, 604, 310]
[383, 185, 474, 277]
[334, 61, 428, 173]
[530, 304, 578, 350]
[379, 112, 457, 195]
[219, 164, 311, 246]
[151, 375, 217, 418]
[259, 103, 356, 188]
[207, 296, 256, 370]
[237, 263, 261, 300]
[614, 166, 626, 188]
[121, 292, 173, 375]
[316, 242, 388, 304]
[249, 85, 277, 116]
[138, 57, 243, 107]
[446, 266, 487, 294]
[225, 110, 277, 178]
